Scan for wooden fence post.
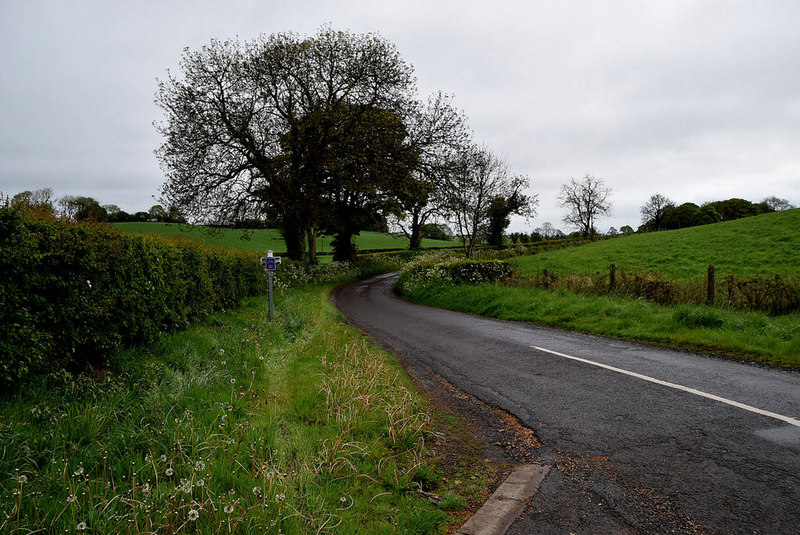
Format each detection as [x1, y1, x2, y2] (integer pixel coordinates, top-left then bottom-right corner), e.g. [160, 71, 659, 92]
[609, 263, 616, 293]
[727, 275, 735, 302]
[706, 265, 715, 305]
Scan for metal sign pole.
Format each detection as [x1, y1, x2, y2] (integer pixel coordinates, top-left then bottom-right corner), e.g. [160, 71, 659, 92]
[268, 271, 274, 320]
[260, 249, 281, 320]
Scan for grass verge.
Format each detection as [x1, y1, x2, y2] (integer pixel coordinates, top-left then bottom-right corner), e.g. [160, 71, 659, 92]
[397, 279, 800, 368]
[1, 283, 490, 533]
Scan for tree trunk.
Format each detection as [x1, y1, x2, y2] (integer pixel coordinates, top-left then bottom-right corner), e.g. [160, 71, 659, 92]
[409, 211, 422, 250]
[281, 215, 306, 261]
[332, 228, 357, 262]
[306, 226, 318, 264]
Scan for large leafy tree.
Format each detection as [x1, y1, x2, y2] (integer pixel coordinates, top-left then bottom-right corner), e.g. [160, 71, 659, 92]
[703, 198, 760, 222]
[485, 191, 532, 247]
[309, 104, 419, 260]
[155, 28, 417, 261]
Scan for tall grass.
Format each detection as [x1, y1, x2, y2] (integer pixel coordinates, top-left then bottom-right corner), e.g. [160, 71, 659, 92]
[0, 281, 480, 533]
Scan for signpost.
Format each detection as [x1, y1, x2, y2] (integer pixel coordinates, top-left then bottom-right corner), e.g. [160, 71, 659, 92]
[259, 250, 281, 319]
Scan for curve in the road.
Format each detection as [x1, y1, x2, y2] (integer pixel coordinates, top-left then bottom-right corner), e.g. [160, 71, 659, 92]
[332, 272, 800, 534]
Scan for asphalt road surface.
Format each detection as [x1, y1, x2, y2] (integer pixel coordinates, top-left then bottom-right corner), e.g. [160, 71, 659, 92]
[332, 272, 800, 534]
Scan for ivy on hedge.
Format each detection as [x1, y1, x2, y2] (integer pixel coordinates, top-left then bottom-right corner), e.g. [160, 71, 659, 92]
[0, 207, 266, 389]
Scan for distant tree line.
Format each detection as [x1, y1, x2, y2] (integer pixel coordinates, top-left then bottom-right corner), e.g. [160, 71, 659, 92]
[640, 194, 795, 232]
[7, 188, 187, 224]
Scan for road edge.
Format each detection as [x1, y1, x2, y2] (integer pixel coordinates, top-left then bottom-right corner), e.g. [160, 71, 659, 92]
[456, 464, 550, 535]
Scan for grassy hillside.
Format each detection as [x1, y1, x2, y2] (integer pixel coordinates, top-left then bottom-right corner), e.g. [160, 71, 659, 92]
[112, 222, 456, 253]
[510, 209, 800, 280]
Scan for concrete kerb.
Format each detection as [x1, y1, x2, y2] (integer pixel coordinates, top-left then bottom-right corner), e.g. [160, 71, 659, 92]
[456, 464, 550, 535]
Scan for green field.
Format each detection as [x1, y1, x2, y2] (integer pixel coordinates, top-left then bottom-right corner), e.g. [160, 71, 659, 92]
[509, 209, 800, 280]
[397, 210, 800, 366]
[112, 222, 456, 254]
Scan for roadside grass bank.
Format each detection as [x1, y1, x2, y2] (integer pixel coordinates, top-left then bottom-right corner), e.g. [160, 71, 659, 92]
[396, 278, 800, 368]
[1, 281, 491, 533]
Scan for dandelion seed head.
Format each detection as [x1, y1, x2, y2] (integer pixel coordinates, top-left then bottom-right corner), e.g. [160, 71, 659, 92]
[76, 522, 87, 531]
[224, 504, 234, 514]
[188, 509, 199, 521]
[165, 467, 174, 477]
[230, 378, 236, 384]
[17, 475, 27, 484]
[66, 494, 77, 503]
[195, 460, 206, 472]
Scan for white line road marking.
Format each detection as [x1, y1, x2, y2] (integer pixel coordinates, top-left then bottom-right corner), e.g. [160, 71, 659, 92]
[532, 346, 800, 428]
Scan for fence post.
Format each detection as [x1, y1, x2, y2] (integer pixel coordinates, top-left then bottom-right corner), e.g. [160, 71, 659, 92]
[543, 268, 549, 289]
[727, 275, 735, 302]
[609, 263, 616, 293]
[706, 264, 715, 305]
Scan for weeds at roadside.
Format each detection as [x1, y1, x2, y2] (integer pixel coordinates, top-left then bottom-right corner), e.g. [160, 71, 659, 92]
[0, 281, 476, 533]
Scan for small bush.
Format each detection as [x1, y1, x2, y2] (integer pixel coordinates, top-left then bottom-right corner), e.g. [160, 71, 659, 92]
[673, 306, 724, 329]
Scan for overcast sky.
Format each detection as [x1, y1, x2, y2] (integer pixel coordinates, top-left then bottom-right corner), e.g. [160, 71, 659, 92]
[2, 0, 799, 233]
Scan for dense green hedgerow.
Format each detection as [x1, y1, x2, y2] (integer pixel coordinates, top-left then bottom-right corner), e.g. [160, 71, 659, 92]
[0, 207, 267, 390]
[397, 259, 515, 294]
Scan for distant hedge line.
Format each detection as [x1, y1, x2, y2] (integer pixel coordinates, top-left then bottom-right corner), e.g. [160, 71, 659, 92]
[0, 208, 266, 390]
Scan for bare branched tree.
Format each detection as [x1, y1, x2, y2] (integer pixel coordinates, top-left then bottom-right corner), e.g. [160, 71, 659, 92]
[558, 174, 612, 238]
[395, 92, 470, 249]
[640, 193, 675, 231]
[441, 145, 536, 257]
[762, 196, 795, 212]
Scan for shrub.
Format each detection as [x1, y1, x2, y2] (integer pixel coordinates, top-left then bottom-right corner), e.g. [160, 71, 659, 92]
[398, 260, 515, 294]
[0, 207, 266, 390]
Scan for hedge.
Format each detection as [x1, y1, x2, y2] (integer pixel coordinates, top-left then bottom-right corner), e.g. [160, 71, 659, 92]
[0, 207, 266, 390]
[398, 260, 516, 289]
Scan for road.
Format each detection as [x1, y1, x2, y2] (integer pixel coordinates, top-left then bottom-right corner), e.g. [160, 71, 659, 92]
[331, 272, 800, 534]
